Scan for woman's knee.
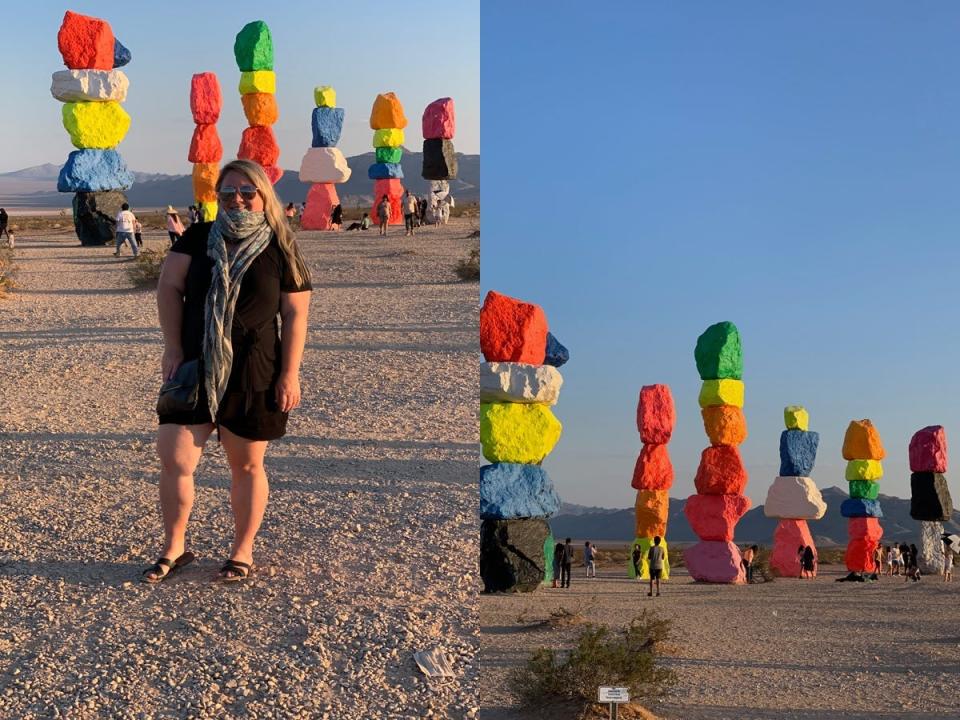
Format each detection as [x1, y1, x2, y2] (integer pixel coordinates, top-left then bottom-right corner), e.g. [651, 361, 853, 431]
[228, 460, 265, 479]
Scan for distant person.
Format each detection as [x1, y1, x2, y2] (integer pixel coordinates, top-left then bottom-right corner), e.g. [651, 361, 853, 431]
[741, 544, 757, 582]
[113, 203, 138, 257]
[330, 204, 343, 231]
[560, 537, 574, 589]
[188, 205, 199, 225]
[797, 546, 806, 578]
[166, 206, 185, 245]
[197, 204, 209, 223]
[444, 195, 454, 224]
[403, 191, 418, 236]
[552, 541, 563, 589]
[943, 539, 954, 582]
[584, 541, 596, 578]
[872, 545, 884, 577]
[360, 212, 371, 231]
[898, 543, 910, 579]
[376, 195, 391, 236]
[884, 546, 894, 576]
[631, 543, 643, 580]
[907, 543, 921, 582]
[134, 218, 143, 248]
[0, 208, 12, 249]
[802, 546, 816, 578]
[648, 536, 665, 597]
[285, 202, 297, 220]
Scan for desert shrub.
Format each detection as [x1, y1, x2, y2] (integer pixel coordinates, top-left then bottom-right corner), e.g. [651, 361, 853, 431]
[0, 249, 17, 298]
[455, 247, 479, 281]
[509, 612, 676, 707]
[127, 248, 167, 288]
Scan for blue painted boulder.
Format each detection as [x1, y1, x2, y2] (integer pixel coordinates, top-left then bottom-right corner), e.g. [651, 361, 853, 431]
[840, 497, 883, 518]
[311, 107, 344, 148]
[57, 149, 134, 192]
[544, 332, 569, 367]
[480, 463, 561, 520]
[113, 38, 131, 68]
[367, 162, 404, 180]
[779, 429, 820, 476]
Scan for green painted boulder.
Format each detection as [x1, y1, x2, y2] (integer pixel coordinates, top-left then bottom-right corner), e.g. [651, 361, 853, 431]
[694, 321, 743, 380]
[848, 479, 879, 500]
[234, 21, 273, 71]
[376, 146, 403, 164]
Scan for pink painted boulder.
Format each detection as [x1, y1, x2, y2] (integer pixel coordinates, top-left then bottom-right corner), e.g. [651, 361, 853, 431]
[637, 384, 675, 444]
[693, 445, 748, 495]
[770, 519, 815, 577]
[190, 72, 222, 124]
[684, 494, 751, 542]
[909, 425, 948, 473]
[301, 183, 338, 230]
[684, 540, 745, 583]
[422, 97, 456, 139]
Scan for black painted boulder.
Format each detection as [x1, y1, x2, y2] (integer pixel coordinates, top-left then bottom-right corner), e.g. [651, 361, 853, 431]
[480, 518, 550, 593]
[72, 190, 126, 246]
[910, 472, 953, 522]
[422, 138, 458, 180]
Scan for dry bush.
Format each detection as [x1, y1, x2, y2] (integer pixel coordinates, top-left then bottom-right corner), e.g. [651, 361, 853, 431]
[127, 248, 167, 288]
[455, 247, 479, 281]
[0, 249, 17, 298]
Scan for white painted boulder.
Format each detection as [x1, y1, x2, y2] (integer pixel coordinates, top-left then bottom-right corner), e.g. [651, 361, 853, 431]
[51, 69, 129, 103]
[298, 147, 351, 184]
[763, 476, 827, 520]
[479, 362, 562, 405]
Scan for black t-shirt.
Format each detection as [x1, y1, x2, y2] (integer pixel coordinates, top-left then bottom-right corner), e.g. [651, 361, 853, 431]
[170, 222, 311, 392]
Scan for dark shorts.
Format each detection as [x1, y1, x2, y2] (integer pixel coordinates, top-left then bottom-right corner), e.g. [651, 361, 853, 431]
[158, 381, 288, 441]
[650, 568, 662, 579]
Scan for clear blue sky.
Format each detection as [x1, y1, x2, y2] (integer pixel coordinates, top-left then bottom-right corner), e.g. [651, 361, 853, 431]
[482, 1, 960, 509]
[2, 1, 478, 174]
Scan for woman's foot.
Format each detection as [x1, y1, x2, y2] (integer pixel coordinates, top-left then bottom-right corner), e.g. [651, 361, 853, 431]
[141, 551, 196, 584]
[217, 558, 254, 582]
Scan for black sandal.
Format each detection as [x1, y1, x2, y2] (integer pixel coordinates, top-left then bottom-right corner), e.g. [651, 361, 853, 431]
[217, 559, 253, 582]
[140, 551, 196, 584]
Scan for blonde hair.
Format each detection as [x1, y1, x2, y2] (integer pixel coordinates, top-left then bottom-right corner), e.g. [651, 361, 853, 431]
[215, 159, 311, 288]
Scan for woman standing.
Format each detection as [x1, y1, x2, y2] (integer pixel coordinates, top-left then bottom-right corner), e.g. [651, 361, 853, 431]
[166, 206, 186, 245]
[376, 195, 390, 236]
[142, 159, 312, 583]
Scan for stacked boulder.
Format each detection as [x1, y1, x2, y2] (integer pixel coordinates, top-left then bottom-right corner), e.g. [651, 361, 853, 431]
[630, 385, 675, 580]
[422, 97, 458, 222]
[909, 425, 953, 573]
[53, 10, 134, 246]
[369, 93, 407, 225]
[300, 86, 351, 230]
[234, 21, 282, 184]
[189, 73, 223, 222]
[684, 321, 750, 584]
[479, 291, 568, 592]
[763, 406, 827, 577]
[840, 420, 885, 578]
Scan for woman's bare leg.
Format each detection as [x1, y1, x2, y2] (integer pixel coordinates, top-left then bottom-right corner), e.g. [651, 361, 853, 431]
[220, 427, 270, 574]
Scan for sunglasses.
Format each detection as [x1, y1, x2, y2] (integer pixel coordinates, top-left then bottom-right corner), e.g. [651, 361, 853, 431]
[218, 185, 259, 201]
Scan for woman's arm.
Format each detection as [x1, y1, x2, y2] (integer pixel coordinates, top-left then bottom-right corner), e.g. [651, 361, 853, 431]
[276, 290, 311, 412]
[157, 252, 191, 380]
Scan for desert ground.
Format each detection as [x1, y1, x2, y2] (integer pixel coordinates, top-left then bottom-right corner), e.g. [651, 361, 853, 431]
[0, 217, 479, 718]
[481, 562, 960, 719]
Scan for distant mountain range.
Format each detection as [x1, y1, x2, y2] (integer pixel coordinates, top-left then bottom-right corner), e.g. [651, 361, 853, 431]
[0, 150, 479, 208]
[551, 486, 960, 545]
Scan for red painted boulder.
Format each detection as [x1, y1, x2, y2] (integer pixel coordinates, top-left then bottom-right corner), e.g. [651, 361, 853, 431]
[422, 97, 456, 139]
[263, 166, 284, 185]
[238, 126, 280, 167]
[480, 291, 549, 364]
[58, 11, 115, 70]
[190, 72, 223, 124]
[370, 178, 404, 225]
[637, 384, 675, 444]
[909, 425, 948, 473]
[845, 537, 880, 573]
[684, 493, 751, 542]
[631, 444, 674, 491]
[849, 517, 883, 543]
[301, 183, 338, 230]
[187, 124, 223, 163]
[771, 519, 815, 577]
[693, 445, 748, 495]
[684, 540, 745, 583]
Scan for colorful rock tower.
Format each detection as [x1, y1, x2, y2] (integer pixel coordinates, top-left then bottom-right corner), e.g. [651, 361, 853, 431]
[840, 419, 885, 579]
[53, 10, 134, 246]
[188, 73, 223, 222]
[234, 21, 282, 184]
[421, 98, 458, 221]
[630, 385, 675, 580]
[764, 406, 827, 577]
[300, 86, 351, 230]
[369, 93, 407, 225]
[684, 321, 750, 583]
[479, 291, 569, 592]
[908, 425, 952, 573]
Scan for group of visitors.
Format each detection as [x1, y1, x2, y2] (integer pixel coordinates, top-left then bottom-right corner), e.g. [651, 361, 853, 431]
[797, 545, 817, 578]
[883, 543, 925, 581]
[551, 538, 575, 588]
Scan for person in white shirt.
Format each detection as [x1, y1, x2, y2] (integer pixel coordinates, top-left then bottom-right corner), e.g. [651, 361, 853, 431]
[114, 203, 139, 257]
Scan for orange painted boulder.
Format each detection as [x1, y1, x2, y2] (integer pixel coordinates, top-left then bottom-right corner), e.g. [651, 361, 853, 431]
[369, 92, 408, 129]
[909, 425, 947, 473]
[842, 419, 885, 460]
[187, 124, 223, 163]
[694, 445, 748, 495]
[636, 384, 675, 444]
[58, 11, 114, 70]
[479, 291, 549, 364]
[684, 540, 745, 583]
[634, 490, 669, 538]
[845, 537, 880, 573]
[631, 444, 674, 491]
[301, 183, 338, 230]
[849, 517, 883, 543]
[684, 493, 751, 542]
[702, 406, 748, 446]
[190, 72, 222, 124]
[238, 126, 280, 167]
[770, 519, 815, 577]
[369, 178, 404, 224]
[242, 92, 279, 127]
[192, 162, 219, 203]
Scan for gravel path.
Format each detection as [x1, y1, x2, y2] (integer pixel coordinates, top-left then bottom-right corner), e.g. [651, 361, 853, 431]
[0, 219, 479, 719]
[481, 565, 960, 719]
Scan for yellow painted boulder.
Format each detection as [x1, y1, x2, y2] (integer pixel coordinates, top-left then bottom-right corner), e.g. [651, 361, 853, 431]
[784, 405, 809, 431]
[314, 86, 336, 108]
[199, 201, 218, 222]
[61, 101, 131, 149]
[845, 459, 883, 481]
[698, 379, 744, 408]
[239, 70, 276, 95]
[479, 402, 561, 464]
[372, 128, 404, 148]
[627, 537, 670, 580]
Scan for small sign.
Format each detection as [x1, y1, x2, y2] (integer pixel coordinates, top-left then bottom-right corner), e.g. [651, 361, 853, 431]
[598, 687, 630, 703]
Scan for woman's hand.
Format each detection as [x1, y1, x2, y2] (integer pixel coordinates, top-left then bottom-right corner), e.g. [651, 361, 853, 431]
[275, 372, 301, 413]
[161, 346, 184, 381]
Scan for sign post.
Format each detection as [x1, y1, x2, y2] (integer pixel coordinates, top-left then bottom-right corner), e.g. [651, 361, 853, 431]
[598, 687, 629, 720]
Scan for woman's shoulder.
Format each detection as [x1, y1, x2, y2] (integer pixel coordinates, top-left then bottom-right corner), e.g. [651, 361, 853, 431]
[171, 222, 212, 255]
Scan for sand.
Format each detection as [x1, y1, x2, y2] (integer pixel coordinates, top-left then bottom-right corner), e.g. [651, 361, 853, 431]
[481, 563, 960, 719]
[0, 218, 479, 718]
